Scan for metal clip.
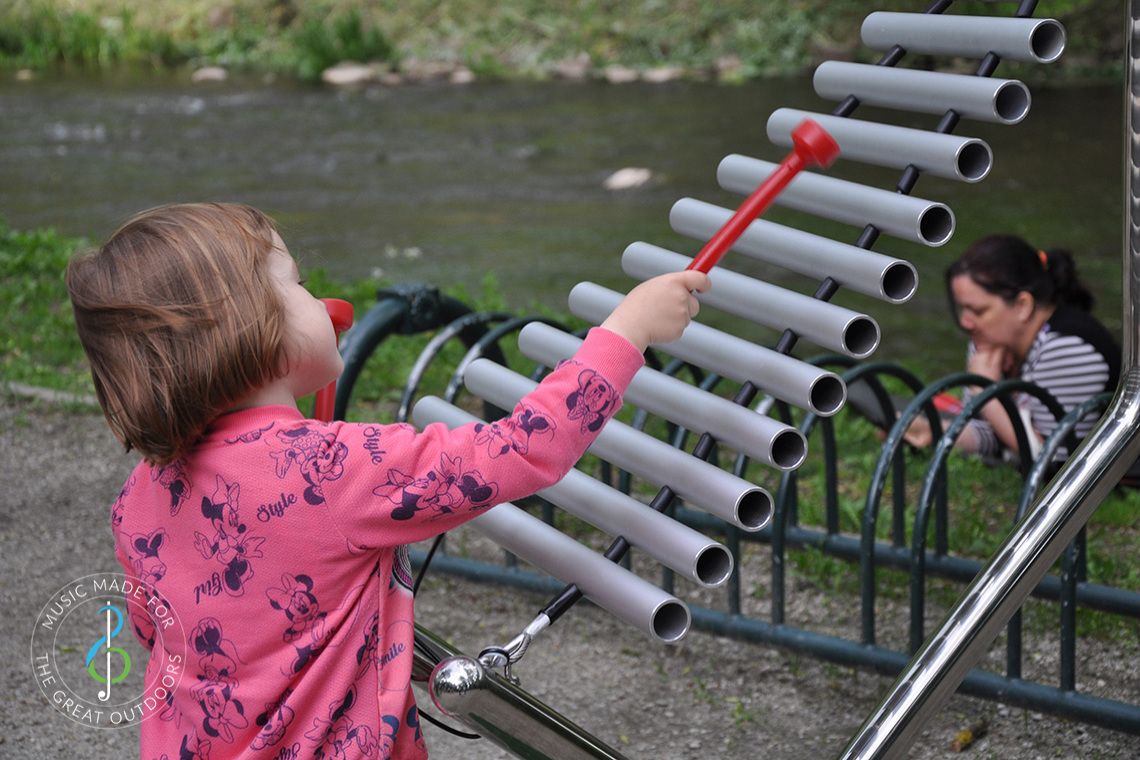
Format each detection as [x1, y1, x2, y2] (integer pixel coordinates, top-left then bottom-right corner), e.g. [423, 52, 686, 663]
[477, 613, 552, 683]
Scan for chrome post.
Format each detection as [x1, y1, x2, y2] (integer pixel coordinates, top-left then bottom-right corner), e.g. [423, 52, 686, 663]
[412, 625, 630, 760]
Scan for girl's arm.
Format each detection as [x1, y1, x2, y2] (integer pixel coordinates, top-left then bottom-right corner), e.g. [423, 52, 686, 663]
[321, 272, 708, 549]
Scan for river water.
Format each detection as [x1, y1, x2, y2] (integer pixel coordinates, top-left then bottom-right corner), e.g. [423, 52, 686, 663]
[0, 72, 1124, 377]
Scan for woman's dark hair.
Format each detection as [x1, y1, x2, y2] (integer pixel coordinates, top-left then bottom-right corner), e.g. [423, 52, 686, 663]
[944, 233, 1094, 313]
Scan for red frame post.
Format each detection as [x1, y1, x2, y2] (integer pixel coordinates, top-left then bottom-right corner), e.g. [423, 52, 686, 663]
[313, 298, 354, 422]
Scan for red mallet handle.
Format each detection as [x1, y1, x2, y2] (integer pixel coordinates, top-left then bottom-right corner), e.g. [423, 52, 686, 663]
[313, 298, 355, 422]
[686, 119, 840, 274]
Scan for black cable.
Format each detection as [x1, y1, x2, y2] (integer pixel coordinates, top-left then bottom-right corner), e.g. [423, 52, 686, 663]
[412, 533, 445, 596]
[478, 645, 512, 662]
[418, 706, 482, 740]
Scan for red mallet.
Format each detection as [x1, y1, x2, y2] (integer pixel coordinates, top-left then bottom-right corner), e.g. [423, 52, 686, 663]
[686, 118, 840, 274]
[313, 298, 355, 422]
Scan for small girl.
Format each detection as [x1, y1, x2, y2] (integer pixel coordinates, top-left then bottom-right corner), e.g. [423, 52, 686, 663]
[67, 202, 708, 759]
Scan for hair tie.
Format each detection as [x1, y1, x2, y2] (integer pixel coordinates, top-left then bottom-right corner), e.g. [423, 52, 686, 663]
[1037, 249, 1048, 269]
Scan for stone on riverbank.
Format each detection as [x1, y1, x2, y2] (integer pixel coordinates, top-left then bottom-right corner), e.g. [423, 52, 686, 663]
[321, 61, 384, 86]
[602, 64, 639, 84]
[191, 66, 227, 83]
[603, 167, 654, 191]
[554, 53, 592, 80]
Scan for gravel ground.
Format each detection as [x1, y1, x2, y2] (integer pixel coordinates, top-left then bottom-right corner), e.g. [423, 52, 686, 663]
[3, 392, 1139, 759]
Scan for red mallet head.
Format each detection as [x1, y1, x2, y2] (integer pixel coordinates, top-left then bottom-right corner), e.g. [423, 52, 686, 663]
[791, 119, 841, 169]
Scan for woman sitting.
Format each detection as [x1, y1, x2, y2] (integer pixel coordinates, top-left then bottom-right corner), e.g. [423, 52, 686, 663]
[906, 234, 1120, 461]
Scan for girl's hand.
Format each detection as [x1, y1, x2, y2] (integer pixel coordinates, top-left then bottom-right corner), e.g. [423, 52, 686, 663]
[602, 271, 711, 352]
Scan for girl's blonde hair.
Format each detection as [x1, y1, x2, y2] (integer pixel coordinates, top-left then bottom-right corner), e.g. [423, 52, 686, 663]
[67, 203, 288, 465]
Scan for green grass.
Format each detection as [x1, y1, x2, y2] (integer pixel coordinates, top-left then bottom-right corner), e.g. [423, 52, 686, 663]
[0, 222, 93, 394]
[288, 9, 394, 81]
[0, 0, 1122, 82]
[0, 216, 575, 418]
[0, 1, 401, 81]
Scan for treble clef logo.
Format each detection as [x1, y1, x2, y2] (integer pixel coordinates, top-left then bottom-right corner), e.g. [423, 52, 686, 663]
[84, 604, 132, 702]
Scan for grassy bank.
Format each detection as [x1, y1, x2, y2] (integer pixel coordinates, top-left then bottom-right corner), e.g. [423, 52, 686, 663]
[0, 0, 1124, 83]
[0, 223, 92, 394]
[0, 217, 512, 412]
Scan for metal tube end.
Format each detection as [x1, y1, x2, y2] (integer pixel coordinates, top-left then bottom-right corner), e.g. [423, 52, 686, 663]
[994, 81, 1031, 124]
[652, 600, 692, 643]
[737, 488, 774, 532]
[842, 316, 881, 358]
[694, 544, 734, 588]
[956, 140, 993, 183]
[918, 204, 955, 247]
[882, 261, 919, 303]
[770, 428, 808, 470]
[1031, 19, 1066, 64]
[810, 373, 848, 417]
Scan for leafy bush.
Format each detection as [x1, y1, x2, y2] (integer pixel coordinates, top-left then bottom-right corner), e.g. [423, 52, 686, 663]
[289, 9, 395, 81]
[0, 5, 184, 69]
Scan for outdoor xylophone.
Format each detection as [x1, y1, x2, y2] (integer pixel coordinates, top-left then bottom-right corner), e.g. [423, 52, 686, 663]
[326, 4, 1077, 759]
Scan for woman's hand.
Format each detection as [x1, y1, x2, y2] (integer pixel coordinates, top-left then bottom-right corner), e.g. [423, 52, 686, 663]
[967, 341, 1009, 382]
[902, 415, 933, 448]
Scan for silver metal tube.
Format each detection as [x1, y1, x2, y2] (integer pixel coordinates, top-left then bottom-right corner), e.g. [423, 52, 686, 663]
[861, 12, 1066, 64]
[412, 396, 734, 588]
[568, 282, 848, 416]
[670, 197, 918, 303]
[622, 241, 881, 358]
[427, 650, 630, 760]
[838, 7, 1135, 758]
[812, 61, 1031, 125]
[543, 473, 732, 590]
[518, 321, 809, 466]
[767, 107, 993, 183]
[718, 154, 955, 246]
[464, 357, 776, 529]
[467, 501, 691, 642]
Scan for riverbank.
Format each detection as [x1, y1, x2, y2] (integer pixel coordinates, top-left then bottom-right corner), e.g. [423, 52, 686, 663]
[0, 0, 1125, 85]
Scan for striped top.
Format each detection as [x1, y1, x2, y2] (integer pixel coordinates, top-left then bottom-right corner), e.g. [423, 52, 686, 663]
[964, 306, 1119, 460]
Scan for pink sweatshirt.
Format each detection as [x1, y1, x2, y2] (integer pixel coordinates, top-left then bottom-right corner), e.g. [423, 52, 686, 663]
[111, 327, 644, 759]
